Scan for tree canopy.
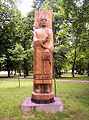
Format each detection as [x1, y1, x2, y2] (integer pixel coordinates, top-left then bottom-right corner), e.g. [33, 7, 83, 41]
[0, 0, 89, 77]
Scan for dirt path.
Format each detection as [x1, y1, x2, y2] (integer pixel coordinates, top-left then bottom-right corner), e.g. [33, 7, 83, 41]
[0, 77, 89, 82]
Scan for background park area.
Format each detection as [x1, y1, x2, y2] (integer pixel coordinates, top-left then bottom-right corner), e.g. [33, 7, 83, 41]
[0, 73, 89, 120]
[0, 0, 89, 119]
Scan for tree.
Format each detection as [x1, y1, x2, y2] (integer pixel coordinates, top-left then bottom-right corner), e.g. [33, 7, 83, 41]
[20, 12, 34, 77]
[62, 0, 89, 77]
[0, 0, 34, 77]
[53, 45, 68, 77]
[8, 43, 24, 75]
[0, 0, 23, 77]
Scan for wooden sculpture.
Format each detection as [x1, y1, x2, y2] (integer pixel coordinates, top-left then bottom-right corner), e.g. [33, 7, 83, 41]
[31, 10, 54, 104]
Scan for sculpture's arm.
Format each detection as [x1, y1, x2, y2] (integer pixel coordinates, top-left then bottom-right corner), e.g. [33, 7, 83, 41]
[42, 29, 54, 52]
[33, 30, 48, 47]
[33, 30, 41, 47]
[48, 29, 54, 52]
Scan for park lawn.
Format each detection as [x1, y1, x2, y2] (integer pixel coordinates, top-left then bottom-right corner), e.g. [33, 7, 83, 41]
[58, 73, 89, 80]
[0, 79, 89, 120]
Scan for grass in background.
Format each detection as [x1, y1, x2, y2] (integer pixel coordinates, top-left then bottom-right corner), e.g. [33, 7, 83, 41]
[0, 79, 89, 120]
[59, 73, 89, 80]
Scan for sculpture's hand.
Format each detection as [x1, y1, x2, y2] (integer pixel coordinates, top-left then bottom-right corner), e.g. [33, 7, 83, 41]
[45, 29, 50, 36]
[41, 33, 47, 43]
[44, 48, 49, 53]
[45, 29, 50, 42]
[42, 32, 50, 44]
[33, 40, 42, 46]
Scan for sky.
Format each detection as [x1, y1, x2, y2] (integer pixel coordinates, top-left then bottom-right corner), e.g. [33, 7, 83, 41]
[17, 0, 84, 17]
[17, 0, 33, 16]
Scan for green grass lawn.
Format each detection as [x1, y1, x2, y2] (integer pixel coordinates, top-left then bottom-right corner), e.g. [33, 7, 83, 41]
[58, 73, 89, 80]
[0, 79, 89, 120]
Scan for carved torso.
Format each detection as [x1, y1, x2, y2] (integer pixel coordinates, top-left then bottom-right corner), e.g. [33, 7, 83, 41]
[34, 28, 53, 51]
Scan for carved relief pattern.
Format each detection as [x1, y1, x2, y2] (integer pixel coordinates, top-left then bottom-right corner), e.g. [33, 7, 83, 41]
[31, 10, 54, 104]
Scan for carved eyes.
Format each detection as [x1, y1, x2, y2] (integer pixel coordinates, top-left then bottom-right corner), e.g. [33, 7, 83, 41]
[41, 19, 47, 21]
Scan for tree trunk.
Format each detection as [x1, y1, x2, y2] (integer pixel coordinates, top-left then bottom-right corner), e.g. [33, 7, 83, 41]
[18, 75, 20, 87]
[58, 69, 61, 77]
[72, 48, 76, 77]
[23, 58, 26, 78]
[19, 69, 21, 76]
[7, 59, 10, 77]
[6, 54, 11, 77]
[87, 63, 89, 77]
[8, 70, 10, 77]
[14, 69, 16, 75]
[23, 37, 27, 78]
[0, 63, 1, 71]
[26, 69, 29, 76]
[55, 67, 58, 78]
[72, 67, 75, 77]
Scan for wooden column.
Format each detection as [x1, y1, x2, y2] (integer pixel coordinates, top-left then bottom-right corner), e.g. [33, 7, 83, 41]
[31, 10, 54, 104]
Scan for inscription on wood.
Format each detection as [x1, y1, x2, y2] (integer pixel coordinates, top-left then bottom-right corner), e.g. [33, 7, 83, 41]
[34, 74, 51, 80]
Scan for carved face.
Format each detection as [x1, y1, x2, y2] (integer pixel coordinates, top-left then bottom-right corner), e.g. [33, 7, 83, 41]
[40, 16, 47, 28]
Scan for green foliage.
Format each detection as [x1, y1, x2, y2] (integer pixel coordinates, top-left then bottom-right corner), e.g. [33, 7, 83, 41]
[53, 45, 68, 77]
[0, 0, 34, 77]
[62, 0, 89, 76]
[8, 43, 24, 61]
[0, 0, 89, 77]
[0, 0, 22, 55]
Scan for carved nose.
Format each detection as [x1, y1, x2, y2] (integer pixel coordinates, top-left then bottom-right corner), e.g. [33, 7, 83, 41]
[43, 20, 46, 22]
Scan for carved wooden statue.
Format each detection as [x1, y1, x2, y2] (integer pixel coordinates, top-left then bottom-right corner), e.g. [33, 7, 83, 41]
[31, 10, 54, 104]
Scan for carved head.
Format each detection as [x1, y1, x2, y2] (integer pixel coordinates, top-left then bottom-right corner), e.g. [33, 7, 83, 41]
[39, 15, 48, 28]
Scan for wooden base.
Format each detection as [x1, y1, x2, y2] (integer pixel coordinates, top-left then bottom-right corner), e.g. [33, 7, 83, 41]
[31, 92, 54, 104]
[31, 97, 54, 104]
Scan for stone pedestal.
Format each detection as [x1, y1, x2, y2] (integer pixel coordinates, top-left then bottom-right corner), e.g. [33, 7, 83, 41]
[21, 97, 63, 113]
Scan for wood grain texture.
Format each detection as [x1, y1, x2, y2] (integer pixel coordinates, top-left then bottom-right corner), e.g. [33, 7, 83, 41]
[32, 10, 54, 103]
